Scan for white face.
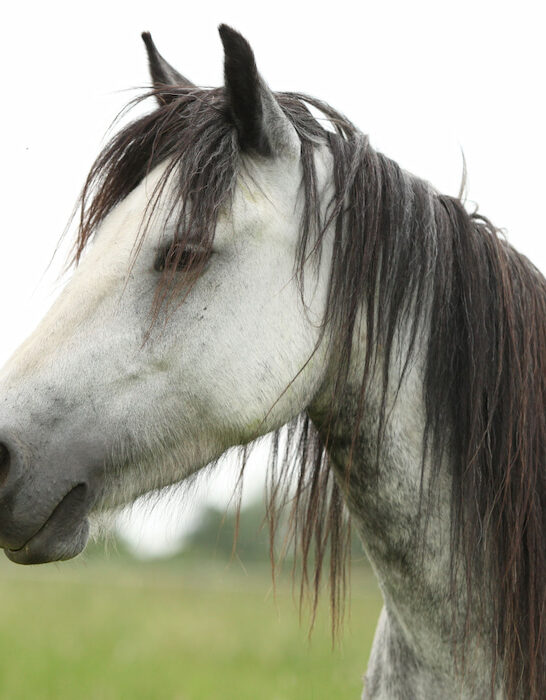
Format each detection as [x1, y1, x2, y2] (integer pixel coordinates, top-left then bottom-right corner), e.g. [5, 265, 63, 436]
[0, 148, 333, 564]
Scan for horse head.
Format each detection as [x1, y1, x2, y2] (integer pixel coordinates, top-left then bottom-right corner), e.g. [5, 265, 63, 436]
[0, 26, 334, 565]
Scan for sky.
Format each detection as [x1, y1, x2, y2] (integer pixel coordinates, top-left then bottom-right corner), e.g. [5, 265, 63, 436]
[1, 1, 544, 555]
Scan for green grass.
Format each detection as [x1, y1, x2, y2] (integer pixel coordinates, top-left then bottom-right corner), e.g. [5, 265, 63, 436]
[0, 556, 382, 699]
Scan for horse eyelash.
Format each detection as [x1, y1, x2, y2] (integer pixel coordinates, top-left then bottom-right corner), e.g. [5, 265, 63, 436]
[153, 242, 211, 273]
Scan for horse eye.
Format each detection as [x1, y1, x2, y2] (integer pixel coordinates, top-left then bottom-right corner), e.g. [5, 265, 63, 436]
[154, 243, 210, 273]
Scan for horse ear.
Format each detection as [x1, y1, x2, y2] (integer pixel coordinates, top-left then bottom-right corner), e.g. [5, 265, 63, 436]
[141, 32, 195, 105]
[218, 24, 299, 158]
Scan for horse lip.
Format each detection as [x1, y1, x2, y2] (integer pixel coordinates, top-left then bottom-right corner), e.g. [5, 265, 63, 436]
[5, 483, 90, 564]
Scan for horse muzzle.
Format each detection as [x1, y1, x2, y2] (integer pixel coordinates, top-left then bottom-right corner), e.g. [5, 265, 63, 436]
[0, 438, 97, 565]
[4, 483, 90, 564]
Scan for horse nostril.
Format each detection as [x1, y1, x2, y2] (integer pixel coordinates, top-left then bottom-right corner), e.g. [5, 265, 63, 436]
[0, 443, 10, 487]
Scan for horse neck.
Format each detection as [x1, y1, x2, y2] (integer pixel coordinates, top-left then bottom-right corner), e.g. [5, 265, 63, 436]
[309, 325, 501, 697]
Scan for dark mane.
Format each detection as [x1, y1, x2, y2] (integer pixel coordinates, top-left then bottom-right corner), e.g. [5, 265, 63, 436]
[74, 86, 546, 699]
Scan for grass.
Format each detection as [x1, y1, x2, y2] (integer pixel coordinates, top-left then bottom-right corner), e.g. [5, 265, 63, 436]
[0, 555, 382, 699]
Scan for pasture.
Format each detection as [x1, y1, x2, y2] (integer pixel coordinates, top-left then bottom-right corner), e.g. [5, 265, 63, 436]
[0, 555, 382, 699]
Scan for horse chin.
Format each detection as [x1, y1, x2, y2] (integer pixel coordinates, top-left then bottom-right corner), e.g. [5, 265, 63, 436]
[4, 484, 90, 565]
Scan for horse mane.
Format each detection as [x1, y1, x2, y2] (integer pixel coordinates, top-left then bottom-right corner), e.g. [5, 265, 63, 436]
[73, 85, 546, 699]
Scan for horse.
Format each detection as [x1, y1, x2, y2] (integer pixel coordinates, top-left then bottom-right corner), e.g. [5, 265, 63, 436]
[0, 25, 544, 699]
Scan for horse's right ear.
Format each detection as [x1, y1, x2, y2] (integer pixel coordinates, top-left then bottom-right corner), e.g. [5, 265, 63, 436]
[141, 32, 195, 105]
[219, 24, 299, 159]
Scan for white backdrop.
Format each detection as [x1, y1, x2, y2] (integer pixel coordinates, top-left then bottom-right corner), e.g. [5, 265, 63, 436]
[1, 1, 544, 555]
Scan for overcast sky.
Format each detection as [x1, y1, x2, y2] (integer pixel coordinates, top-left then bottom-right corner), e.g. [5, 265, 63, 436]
[1, 1, 544, 555]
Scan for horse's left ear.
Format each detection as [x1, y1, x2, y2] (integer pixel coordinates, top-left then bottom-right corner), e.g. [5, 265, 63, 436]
[141, 32, 195, 105]
[219, 25, 300, 159]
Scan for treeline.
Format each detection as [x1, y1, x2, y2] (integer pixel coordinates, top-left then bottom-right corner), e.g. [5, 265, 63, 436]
[85, 498, 371, 569]
[182, 499, 371, 568]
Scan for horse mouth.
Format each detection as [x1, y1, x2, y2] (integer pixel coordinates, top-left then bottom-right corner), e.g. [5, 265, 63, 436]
[5, 483, 90, 565]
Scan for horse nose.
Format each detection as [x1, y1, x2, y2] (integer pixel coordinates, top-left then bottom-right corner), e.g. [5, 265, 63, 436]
[0, 435, 46, 546]
[0, 442, 10, 487]
[0, 433, 93, 560]
[0, 438, 30, 549]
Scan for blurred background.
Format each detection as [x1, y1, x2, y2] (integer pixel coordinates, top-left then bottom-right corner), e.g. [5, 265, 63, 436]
[0, 1, 544, 698]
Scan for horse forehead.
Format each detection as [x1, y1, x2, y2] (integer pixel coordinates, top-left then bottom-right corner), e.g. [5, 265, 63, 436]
[229, 145, 332, 231]
[89, 162, 172, 248]
[226, 159, 303, 232]
[94, 156, 303, 251]
[232, 176, 293, 222]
